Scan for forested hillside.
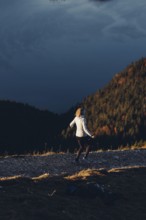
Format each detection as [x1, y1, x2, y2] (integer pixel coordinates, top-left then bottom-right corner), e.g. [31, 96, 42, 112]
[0, 101, 60, 154]
[62, 58, 146, 149]
[1, 58, 146, 154]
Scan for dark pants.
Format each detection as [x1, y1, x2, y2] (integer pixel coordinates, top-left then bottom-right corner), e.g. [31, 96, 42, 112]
[76, 136, 91, 161]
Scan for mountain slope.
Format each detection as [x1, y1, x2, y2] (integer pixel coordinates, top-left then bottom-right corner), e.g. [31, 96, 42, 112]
[62, 58, 146, 149]
[84, 57, 146, 147]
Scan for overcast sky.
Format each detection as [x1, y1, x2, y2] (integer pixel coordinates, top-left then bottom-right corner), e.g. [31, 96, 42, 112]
[0, 0, 146, 113]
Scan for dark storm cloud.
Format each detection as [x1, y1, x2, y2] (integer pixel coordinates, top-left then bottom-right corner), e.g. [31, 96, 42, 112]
[0, 0, 146, 112]
[0, 0, 145, 59]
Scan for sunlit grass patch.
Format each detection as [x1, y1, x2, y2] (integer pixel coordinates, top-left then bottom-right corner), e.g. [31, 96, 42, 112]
[32, 173, 50, 181]
[40, 151, 66, 156]
[31, 150, 56, 156]
[0, 151, 64, 158]
[0, 175, 22, 181]
[108, 166, 146, 173]
[141, 145, 146, 149]
[65, 168, 105, 180]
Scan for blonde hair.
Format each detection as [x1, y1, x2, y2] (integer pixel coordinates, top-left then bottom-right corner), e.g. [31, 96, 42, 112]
[75, 107, 84, 117]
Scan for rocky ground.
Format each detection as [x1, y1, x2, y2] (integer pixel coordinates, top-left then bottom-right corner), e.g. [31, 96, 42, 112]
[0, 149, 146, 178]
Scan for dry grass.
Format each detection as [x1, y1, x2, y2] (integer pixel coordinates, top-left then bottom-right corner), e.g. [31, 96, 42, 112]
[32, 173, 50, 181]
[0, 151, 64, 158]
[65, 169, 105, 180]
[1, 145, 146, 158]
[0, 175, 22, 181]
[108, 165, 146, 173]
[117, 144, 146, 151]
[141, 145, 146, 149]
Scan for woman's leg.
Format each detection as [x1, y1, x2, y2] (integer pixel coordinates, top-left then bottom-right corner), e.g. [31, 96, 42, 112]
[84, 137, 91, 159]
[76, 137, 84, 161]
[84, 145, 90, 158]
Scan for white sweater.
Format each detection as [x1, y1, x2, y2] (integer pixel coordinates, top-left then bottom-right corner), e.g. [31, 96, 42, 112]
[70, 116, 92, 137]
